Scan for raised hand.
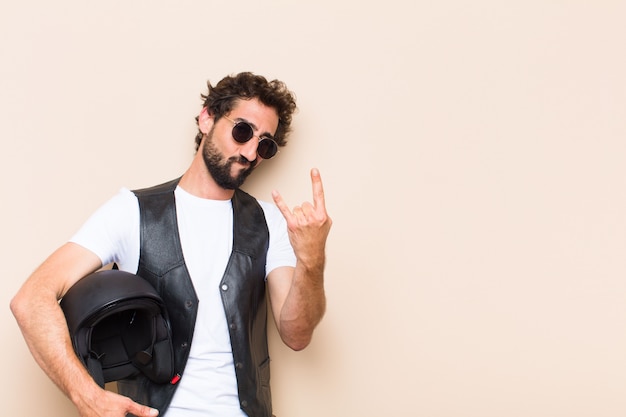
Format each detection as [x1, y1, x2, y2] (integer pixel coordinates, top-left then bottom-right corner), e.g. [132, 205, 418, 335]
[272, 168, 332, 270]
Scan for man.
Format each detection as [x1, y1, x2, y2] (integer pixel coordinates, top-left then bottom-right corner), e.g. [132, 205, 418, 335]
[10, 72, 331, 417]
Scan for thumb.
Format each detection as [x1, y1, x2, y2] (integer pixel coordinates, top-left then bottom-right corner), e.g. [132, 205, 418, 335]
[128, 402, 159, 417]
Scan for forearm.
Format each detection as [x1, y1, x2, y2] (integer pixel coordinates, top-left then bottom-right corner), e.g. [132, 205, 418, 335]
[11, 284, 103, 408]
[277, 261, 326, 351]
[10, 244, 109, 413]
[11, 270, 158, 417]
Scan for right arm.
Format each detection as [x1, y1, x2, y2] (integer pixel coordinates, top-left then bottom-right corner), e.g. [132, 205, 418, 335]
[10, 242, 158, 417]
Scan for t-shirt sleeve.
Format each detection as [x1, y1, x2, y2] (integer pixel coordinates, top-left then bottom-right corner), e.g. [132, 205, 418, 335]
[260, 201, 297, 275]
[69, 188, 140, 272]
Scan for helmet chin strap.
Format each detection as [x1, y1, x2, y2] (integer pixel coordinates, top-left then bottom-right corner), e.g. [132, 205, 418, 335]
[86, 327, 106, 387]
[134, 315, 157, 366]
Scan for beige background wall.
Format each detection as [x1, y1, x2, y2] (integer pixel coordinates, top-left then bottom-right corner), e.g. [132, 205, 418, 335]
[2, 1, 625, 416]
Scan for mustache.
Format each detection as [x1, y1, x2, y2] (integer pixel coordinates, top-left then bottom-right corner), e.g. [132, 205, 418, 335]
[231, 155, 257, 166]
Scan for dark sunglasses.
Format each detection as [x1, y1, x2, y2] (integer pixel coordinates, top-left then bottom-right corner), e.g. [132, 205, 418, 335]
[223, 115, 278, 159]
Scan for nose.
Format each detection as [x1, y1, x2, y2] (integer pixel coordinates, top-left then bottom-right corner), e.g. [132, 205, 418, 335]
[239, 137, 259, 163]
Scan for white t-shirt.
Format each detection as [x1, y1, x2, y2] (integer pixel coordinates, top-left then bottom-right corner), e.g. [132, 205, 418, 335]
[70, 186, 296, 417]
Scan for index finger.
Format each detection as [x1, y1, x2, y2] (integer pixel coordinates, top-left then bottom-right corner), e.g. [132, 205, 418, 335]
[310, 168, 327, 210]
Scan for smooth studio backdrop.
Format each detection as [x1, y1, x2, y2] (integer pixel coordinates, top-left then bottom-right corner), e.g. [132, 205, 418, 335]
[2, 1, 625, 416]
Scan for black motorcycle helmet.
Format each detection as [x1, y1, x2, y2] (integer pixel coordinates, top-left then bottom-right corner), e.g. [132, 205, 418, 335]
[60, 269, 174, 387]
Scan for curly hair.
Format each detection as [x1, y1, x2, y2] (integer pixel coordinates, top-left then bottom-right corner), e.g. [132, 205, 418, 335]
[194, 72, 297, 151]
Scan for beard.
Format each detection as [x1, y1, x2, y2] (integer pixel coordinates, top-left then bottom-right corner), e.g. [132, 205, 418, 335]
[201, 130, 257, 189]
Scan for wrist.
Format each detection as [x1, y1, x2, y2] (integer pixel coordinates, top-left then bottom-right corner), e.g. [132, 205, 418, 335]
[68, 374, 102, 410]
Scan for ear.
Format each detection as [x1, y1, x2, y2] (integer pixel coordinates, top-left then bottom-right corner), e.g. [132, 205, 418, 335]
[198, 107, 213, 134]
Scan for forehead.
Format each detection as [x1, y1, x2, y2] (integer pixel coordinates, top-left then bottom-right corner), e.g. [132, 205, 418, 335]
[229, 98, 279, 134]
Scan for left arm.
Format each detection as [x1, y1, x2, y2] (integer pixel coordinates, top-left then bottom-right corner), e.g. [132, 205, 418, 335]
[268, 168, 332, 351]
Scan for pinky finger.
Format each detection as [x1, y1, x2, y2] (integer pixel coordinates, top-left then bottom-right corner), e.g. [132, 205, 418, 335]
[272, 190, 294, 221]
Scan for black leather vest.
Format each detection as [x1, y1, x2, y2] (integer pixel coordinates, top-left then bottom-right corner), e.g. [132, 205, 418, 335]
[116, 178, 273, 417]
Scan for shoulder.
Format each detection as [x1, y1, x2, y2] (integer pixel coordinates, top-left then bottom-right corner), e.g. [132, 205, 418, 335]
[257, 199, 280, 217]
[133, 178, 180, 197]
[102, 187, 140, 215]
[257, 199, 286, 230]
[71, 187, 140, 241]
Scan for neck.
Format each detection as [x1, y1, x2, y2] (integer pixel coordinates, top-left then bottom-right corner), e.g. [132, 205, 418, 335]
[178, 153, 235, 200]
